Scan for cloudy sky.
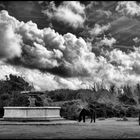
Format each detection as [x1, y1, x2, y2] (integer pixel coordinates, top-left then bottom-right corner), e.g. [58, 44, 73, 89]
[0, 1, 140, 91]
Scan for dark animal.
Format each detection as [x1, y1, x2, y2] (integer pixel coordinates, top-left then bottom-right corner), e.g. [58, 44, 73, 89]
[138, 111, 140, 125]
[78, 105, 96, 123]
[0, 107, 4, 118]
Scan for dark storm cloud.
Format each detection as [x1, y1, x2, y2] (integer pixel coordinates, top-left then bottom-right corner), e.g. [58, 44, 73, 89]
[84, 1, 117, 27]
[80, 1, 140, 55]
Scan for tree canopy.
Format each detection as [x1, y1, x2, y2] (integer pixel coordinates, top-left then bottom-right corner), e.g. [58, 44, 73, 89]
[0, 74, 33, 107]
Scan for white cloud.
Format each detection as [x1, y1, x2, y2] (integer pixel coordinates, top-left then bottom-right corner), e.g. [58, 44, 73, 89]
[0, 61, 95, 91]
[89, 24, 111, 36]
[116, 1, 140, 16]
[42, 1, 86, 28]
[0, 11, 22, 59]
[1, 10, 140, 91]
[100, 36, 116, 47]
[133, 37, 140, 43]
[107, 48, 140, 86]
[0, 61, 20, 80]
[96, 36, 116, 48]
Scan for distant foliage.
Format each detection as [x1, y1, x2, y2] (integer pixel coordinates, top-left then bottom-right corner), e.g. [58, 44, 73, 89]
[46, 84, 139, 107]
[44, 83, 140, 119]
[118, 94, 137, 105]
[0, 74, 140, 119]
[46, 89, 78, 101]
[123, 85, 133, 97]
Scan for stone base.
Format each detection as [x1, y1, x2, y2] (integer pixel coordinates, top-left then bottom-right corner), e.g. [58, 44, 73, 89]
[3, 106, 62, 121]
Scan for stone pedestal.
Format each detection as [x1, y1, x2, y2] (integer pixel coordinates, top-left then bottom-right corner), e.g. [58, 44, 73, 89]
[28, 96, 36, 107]
[3, 106, 62, 121]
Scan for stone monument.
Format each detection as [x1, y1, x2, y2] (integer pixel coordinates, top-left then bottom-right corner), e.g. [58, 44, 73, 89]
[3, 91, 63, 121]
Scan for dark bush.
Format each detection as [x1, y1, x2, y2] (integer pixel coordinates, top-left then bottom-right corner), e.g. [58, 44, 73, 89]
[106, 106, 115, 118]
[91, 102, 107, 118]
[96, 109, 107, 118]
[112, 107, 120, 117]
[0, 93, 11, 107]
[113, 105, 126, 117]
[126, 106, 139, 117]
[60, 100, 82, 120]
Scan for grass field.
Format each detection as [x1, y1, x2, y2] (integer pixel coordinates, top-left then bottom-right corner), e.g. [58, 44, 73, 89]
[0, 118, 140, 139]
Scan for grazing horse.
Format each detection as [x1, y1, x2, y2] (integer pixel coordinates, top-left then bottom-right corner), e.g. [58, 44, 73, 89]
[78, 105, 96, 123]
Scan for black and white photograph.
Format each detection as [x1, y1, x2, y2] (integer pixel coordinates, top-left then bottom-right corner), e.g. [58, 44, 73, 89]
[0, 1, 140, 139]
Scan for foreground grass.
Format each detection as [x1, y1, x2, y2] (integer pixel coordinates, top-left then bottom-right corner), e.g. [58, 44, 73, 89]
[0, 118, 140, 139]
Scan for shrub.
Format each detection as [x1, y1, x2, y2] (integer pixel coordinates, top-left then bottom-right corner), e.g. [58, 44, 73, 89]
[96, 109, 107, 118]
[60, 100, 82, 120]
[90, 102, 107, 118]
[112, 106, 120, 117]
[126, 106, 139, 117]
[106, 106, 115, 118]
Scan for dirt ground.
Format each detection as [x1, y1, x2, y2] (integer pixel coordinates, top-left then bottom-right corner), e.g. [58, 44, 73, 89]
[0, 118, 140, 139]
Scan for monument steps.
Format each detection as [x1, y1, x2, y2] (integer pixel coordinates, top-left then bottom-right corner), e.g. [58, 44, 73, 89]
[0, 118, 78, 125]
[2, 117, 65, 122]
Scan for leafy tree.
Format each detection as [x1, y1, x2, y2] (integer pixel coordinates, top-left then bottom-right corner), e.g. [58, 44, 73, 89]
[0, 74, 33, 95]
[60, 100, 82, 120]
[9, 91, 30, 106]
[136, 83, 140, 103]
[8, 74, 33, 91]
[123, 85, 133, 97]
[0, 74, 33, 107]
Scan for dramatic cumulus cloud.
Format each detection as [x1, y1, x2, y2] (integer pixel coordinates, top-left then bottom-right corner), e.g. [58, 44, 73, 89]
[0, 10, 98, 77]
[0, 61, 20, 80]
[0, 11, 22, 59]
[0, 61, 93, 91]
[107, 48, 140, 85]
[0, 10, 99, 90]
[116, 1, 140, 16]
[42, 1, 86, 28]
[1, 9, 140, 91]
